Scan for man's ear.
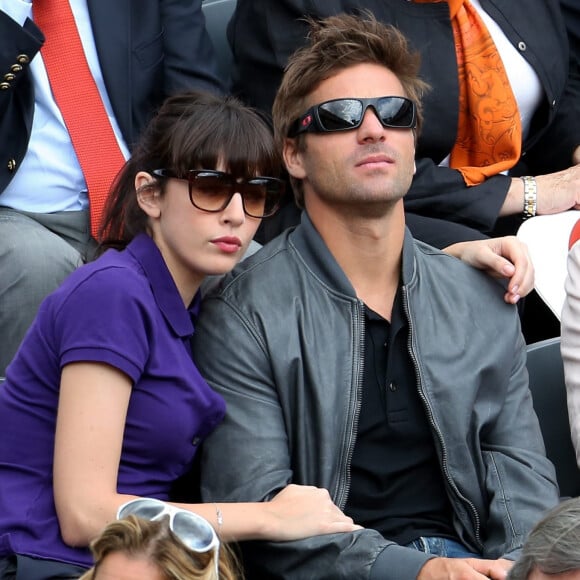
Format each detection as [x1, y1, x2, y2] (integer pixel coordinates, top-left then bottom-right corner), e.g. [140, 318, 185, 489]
[135, 171, 161, 218]
[283, 138, 307, 180]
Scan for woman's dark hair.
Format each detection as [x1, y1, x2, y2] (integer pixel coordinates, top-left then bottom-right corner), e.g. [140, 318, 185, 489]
[98, 90, 281, 251]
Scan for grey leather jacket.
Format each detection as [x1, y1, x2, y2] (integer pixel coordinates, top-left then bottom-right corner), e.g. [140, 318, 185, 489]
[194, 214, 559, 580]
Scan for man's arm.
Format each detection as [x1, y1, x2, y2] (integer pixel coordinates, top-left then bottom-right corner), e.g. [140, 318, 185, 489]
[479, 329, 560, 559]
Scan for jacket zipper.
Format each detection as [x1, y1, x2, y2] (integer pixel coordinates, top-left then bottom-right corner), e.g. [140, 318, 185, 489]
[401, 285, 484, 550]
[336, 299, 365, 510]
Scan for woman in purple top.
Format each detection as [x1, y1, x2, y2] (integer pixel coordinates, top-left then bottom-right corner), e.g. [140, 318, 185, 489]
[0, 91, 361, 579]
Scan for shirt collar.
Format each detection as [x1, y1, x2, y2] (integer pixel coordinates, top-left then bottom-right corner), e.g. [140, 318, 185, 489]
[127, 234, 196, 338]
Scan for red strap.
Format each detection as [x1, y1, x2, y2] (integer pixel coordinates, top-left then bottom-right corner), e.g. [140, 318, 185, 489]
[33, 0, 126, 239]
[569, 218, 580, 250]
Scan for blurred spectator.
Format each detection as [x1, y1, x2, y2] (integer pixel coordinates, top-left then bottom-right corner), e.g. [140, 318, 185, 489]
[507, 497, 580, 580]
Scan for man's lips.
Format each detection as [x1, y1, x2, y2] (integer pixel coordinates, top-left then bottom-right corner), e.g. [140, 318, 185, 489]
[355, 154, 395, 167]
[211, 236, 242, 254]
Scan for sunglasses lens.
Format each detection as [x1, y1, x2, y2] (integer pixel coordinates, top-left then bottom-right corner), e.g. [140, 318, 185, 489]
[239, 181, 268, 217]
[378, 97, 415, 128]
[190, 172, 233, 212]
[172, 512, 216, 552]
[244, 178, 284, 217]
[118, 499, 164, 520]
[318, 99, 363, 131]
[315, 97, 415, 131]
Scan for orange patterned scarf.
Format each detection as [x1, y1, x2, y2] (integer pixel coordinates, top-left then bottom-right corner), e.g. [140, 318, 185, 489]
[415, 0, 522, 185]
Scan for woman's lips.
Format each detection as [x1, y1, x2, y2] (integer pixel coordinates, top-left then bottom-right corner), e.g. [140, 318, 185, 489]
[211, 236, 242, 253]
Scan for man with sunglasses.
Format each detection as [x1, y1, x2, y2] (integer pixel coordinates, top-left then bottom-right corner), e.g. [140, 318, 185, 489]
[193, 14, 559, 580]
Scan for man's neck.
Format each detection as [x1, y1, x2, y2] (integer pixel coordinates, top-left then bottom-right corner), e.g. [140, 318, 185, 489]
[307, 200, 405, 321]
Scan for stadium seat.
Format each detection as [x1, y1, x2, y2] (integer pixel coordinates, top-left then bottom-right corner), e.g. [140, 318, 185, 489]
[202, 0, 237, 88]
[526, 337, 580, 498]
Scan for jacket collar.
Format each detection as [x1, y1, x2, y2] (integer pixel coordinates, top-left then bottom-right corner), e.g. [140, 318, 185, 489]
[289, 212, 417, 297]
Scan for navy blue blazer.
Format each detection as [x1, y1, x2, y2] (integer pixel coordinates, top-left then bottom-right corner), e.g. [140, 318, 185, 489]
[0, 0, 224, 196]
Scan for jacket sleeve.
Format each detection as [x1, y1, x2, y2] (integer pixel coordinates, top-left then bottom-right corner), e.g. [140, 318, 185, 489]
[193, 295, 433, 580]
[405, 213, 489, 250]
[160, 0, 226, 94]
[561, 242, 580, 469]
[479, 327, 560, 559]
[403, 160, 512, 234]
[0, 10, 43, 194]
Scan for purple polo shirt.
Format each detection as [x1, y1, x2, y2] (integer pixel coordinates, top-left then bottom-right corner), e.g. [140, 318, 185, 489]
[0, 234, 225, 567]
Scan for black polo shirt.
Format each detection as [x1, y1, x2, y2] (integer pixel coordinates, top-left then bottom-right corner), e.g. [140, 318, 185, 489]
[344, 292, 457, 546]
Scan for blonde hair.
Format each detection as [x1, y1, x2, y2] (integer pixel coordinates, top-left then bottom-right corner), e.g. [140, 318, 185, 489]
[79, 515, 240, 580]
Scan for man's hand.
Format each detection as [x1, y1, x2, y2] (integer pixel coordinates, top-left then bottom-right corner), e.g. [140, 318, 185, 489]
[443, 236, 534, 304]
[418, 557, 513, 579]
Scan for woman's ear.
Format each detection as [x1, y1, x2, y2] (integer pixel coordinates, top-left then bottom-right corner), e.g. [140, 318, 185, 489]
[135, 171, 161, 218]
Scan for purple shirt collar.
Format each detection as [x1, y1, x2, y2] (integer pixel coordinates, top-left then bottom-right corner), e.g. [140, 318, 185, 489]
[126, 234, 199, 338]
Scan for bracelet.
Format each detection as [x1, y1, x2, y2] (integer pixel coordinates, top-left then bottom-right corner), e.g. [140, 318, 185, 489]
[214, 502, 223, 535]
[521, 175, 537, 220]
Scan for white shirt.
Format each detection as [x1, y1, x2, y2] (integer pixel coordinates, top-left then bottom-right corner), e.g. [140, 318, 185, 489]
[0, 0, 130, 212]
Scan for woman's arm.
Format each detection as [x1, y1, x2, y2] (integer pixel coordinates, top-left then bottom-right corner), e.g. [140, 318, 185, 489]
[53, 362, 359, 547]
[53, 361, 136, 546]
[174, 484, 361, 543]
[443, 236, 534, 304]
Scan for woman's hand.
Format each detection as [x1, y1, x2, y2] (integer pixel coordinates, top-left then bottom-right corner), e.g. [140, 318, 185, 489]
[263, 484, 362, 541]
[444, 236, 534, 304]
